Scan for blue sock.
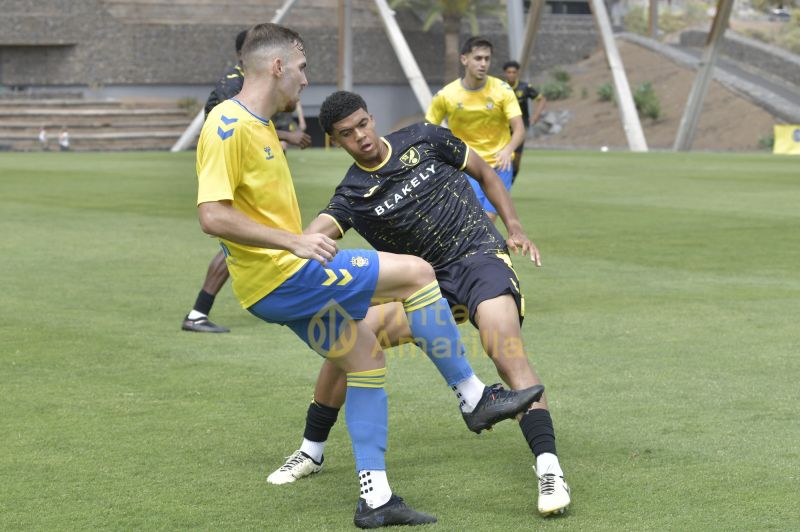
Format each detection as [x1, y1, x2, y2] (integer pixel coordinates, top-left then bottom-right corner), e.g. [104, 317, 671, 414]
[345, 368, 388, 471]
[403, 282, 475, 386]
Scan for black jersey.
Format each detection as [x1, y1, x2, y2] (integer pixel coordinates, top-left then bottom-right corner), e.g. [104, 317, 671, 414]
[204, 64, 244, 117]
[512, 81, 540, 125]
[322, 122, 507, 269]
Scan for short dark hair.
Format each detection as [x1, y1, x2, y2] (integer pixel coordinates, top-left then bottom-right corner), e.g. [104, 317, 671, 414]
[503, 60, 520, 70]
[319, 91, 368, 134]
[461, 36, 493, 56]
[235, 30, 248, 54]
[240, 23, 305, 61]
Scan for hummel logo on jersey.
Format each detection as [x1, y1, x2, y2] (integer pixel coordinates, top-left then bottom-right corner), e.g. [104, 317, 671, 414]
[399, 147, 420, 167]
[264, 146, 274, 160]
[217, 126, 234, 140]
[373, 163, 435, 216]
[363, 185, 379, 198]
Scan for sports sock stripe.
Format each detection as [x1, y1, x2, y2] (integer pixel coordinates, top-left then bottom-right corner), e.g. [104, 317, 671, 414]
[347, 368, 387, 388]
[403, 282, 443, 312]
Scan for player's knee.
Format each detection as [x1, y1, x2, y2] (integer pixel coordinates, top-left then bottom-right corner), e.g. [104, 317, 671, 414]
[407, 256, 436, 288]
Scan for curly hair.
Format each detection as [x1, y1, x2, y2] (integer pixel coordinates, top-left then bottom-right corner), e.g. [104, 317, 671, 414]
[318, 91, 368, 135]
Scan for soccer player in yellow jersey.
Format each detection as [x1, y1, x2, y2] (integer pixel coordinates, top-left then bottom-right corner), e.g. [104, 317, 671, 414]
[195, 23, 539, 529]
[426, 36, 525, 221]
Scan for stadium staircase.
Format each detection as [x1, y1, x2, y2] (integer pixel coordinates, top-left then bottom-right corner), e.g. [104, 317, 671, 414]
[0, 96, 193, 151]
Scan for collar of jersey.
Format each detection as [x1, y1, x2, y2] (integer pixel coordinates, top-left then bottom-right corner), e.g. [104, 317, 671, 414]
[355, 138, 392, 172]
[230, 98, 271, 126]
[509, 80, 519, 90]
[460, 77, 488, 92]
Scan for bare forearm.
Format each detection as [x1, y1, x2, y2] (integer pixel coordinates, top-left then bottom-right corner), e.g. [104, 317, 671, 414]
[482, 175, 523, 233]
[199, 202, 298, 251]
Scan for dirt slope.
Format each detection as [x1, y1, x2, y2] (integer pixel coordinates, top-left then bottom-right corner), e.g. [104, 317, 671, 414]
[529, 40, 779, 151]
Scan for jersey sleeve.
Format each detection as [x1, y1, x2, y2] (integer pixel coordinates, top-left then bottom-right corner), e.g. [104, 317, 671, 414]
[527, 85, 541, 100]
[426, 123, 470, 171]
[425, 91, 447, 125]
[319, 192, 354, 236]
[196, 116, 245, 205]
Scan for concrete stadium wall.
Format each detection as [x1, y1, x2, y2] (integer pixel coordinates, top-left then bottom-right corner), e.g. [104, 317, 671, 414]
[679, 30, 800, 88]
[0, 0, 597, 88]
[0, 0, 597, 132]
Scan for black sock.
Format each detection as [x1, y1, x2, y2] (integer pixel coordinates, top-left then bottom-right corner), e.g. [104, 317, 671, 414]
[303, 400, 340, 443]
[193, 289, 216, 316]
[519, 408, 557, 457]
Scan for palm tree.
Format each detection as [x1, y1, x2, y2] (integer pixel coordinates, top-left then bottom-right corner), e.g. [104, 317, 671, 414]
[389, 0, 506, 82]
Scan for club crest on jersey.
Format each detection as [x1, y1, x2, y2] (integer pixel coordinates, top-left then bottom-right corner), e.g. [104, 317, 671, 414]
[486, 100, 494, 110]
[350, 256, 370, 268]
[399, 147, 420, 167]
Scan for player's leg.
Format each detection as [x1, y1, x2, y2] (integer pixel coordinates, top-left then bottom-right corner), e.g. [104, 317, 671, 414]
[268, 255, 542, 485]
[372, 252, 543, 430]
[324, 320, 435, 527]
[474, 295, 570, 516]
[268, 304, 408, 485]
[253, 250, 435, 526]
[182, 251, 230, 333]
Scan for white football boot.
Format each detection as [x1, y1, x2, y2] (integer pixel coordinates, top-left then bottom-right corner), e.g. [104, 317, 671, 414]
[267, 450, 323, 485]
[534, 465, 571, 516]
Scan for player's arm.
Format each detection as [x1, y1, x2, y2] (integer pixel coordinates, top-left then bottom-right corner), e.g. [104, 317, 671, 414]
[304, 214, 344, 239]
[198, 200, 337, 265]
[295, 101, 307, 131]
[277, 128, 311, 148]
[465, 150, 541, 265]
[531, 92, 546, 125]
[494, 115, 525, 172]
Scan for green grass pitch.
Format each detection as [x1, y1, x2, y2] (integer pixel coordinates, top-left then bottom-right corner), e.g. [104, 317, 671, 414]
[1, 149, 799, 530]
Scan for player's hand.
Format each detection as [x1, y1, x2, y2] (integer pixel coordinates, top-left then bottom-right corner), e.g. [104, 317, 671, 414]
[284, 130, 312, 149]
[494, 148, 514, 172]
[291, 233, 338, 265]
[506, 231, 541, 266]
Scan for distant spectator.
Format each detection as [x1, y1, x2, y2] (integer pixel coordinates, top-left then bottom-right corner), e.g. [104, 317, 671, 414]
[38, 126, 48, 150]
[58, 127, 70, 151]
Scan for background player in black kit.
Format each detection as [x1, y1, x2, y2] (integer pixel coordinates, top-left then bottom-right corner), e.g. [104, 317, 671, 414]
[503, 60, 547, 182]
[267, 91, 571, 517]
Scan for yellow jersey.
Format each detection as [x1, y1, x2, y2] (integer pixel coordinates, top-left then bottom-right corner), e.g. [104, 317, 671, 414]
[425, 76, 522, 167]
[197, 99, 307, 308]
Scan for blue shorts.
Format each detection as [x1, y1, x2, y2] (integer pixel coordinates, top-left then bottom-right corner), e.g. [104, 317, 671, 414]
[466, 166, 513, 215]
[248, 249, 380, 356]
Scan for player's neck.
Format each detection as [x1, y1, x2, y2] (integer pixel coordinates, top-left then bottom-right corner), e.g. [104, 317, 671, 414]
[461, 74, 486, 90]
[237, 80, 281, 120]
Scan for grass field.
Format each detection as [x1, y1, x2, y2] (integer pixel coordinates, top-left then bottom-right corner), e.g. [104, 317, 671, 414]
[2, 149, 799, 530]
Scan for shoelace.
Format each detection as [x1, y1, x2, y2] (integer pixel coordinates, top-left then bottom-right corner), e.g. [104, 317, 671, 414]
[279, 452, 308, 471]
[539, 473, 557, 495]
[486, 383, 506, 401]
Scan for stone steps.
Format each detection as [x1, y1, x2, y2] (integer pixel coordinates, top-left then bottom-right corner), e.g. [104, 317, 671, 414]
[0, 97, 192, 151]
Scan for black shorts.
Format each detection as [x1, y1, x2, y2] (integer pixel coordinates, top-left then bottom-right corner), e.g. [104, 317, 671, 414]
[435, 252, 525, 327]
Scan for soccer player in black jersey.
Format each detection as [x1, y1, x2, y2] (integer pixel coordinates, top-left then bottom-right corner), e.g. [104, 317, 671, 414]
[268, 91, 571, 517]
[503, 61, 547, 182]
[182, 29, 311, 334]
